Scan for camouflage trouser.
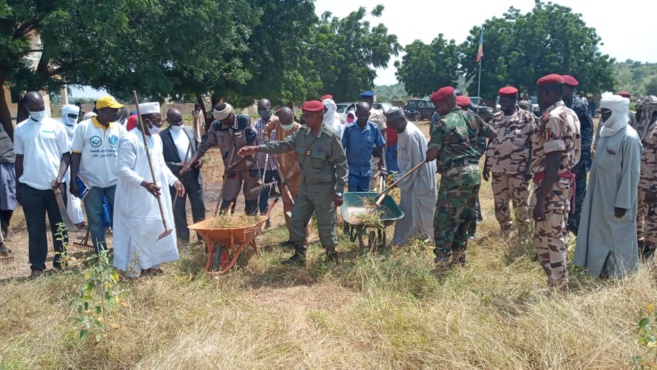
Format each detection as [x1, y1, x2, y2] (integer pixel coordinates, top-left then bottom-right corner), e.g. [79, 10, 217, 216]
[532, 178, 572, 286]
[434, 169, 480, 261]
[492, 172, 531, 233]
[638, 187, 657, 248]
[566, 163, 587, 235]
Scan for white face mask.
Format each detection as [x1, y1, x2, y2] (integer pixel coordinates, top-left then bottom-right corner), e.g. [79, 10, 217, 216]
[29, 110, 46, 122]
[170, 124, 183, 132]
[65, 116, 78, 127]
[148, 125, 161, 135]
[281, 122, 295, 131]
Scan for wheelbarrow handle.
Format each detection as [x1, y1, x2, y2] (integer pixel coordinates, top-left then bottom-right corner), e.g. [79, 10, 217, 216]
[374, 161, 426, 205]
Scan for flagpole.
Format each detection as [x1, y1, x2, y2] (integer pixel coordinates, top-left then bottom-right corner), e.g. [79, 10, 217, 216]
[476, 59, 482, 115]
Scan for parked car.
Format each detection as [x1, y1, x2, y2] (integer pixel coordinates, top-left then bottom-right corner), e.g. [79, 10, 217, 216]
[404, 99, 435, 120]
[373, 102, 392, 113]
[467, 96, 494, 122]
[336, 102, 357, 123]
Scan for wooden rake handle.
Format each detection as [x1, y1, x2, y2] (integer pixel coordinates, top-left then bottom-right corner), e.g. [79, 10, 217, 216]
[374, 161, 426, 206]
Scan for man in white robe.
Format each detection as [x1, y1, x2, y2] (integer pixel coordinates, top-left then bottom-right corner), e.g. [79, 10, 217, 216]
[574, 93, 642, 278]
[58, 104, 85, 227]
[322, 98, 344, 139]
[386, 108, 437, 245]
[113, 102, 184, 278]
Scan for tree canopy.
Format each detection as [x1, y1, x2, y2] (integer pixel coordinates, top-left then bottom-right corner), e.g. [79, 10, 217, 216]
[0, 1, 400, 137]
[396, 0, 616, 100]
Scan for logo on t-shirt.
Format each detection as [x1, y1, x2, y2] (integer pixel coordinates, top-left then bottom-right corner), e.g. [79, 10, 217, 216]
[90, 136, 102, 148]
[108, 135, 119, 146]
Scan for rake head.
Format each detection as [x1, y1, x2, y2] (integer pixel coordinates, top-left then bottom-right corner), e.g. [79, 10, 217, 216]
[249, 181, 277, 196]
[0, 244, 13, 264]
[73, 242, 95, 252]
[0, 256, 13, 264]
[157, 228, 173, 241]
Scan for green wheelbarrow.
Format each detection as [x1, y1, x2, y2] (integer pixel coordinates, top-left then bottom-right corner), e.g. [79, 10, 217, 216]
[341, 192, 404, 254]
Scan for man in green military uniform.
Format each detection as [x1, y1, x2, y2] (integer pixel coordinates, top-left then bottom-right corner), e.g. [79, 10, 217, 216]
[238, 100, 348, 266]
[426, 86, 496, 271]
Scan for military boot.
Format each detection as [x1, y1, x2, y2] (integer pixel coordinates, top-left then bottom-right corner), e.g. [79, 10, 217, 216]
[452, 250, 467, 267]
[282, 245, 306, 266]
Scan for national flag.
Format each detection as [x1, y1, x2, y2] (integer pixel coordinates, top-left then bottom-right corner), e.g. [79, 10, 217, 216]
[476, 29, 484, 63]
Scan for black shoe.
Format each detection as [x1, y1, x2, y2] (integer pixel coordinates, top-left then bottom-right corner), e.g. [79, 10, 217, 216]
[279, 240, 295, 247]
[282, 251, 305, 266]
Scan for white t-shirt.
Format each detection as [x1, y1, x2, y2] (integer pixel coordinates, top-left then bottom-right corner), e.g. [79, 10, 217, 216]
[170, 127, 191, 162]
[71, 118, 127, 188]
[14, 117, 71, 190]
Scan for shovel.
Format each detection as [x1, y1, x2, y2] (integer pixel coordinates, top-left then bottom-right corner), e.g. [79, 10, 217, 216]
[373, 161, 426, 206]
[133, 90, 172, 241]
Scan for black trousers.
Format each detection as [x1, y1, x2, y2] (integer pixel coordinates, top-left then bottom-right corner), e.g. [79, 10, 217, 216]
[170, 172, 206, 242]
[20, 183, 68, 271]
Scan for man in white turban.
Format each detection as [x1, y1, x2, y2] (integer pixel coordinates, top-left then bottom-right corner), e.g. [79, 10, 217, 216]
[113, 101, 184, 278]
[322, 98, 343, 139]
[59, 104, 85, 227]
[574, 92, 642, 278]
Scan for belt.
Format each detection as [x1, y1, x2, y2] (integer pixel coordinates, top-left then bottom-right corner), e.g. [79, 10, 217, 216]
[443, 163, 479, 177]
[533, 170, 576, 214]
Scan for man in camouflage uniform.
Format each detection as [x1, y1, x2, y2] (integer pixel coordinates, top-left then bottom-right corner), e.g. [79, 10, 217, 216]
[182, 102, 259, 214]
[636, 96, 657, 258]
[238, 100, 348, 266]
[426, 86, 495, 271]
[531, 74, 581, 289]
[360, 91, 387, 191]
[483, 86, 536, 238]
[562, 75, 593, 236]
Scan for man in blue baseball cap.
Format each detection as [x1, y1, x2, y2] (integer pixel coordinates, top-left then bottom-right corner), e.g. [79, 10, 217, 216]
[360, 91, 387, 190]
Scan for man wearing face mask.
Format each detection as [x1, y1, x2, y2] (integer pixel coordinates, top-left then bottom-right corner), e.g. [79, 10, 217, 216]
[114, 101, 184, 278]
[58, 104, 85, 228]
[562, 75, 593, 236]
[574, 92, 642, 278]
[263, 107, 312, 244]
[181, 102, 258, 214]
[14, 92, 71, 278]
[253, 98, 281, 223]
[160, 108, 205, 243]
[70, 96, 127, 253]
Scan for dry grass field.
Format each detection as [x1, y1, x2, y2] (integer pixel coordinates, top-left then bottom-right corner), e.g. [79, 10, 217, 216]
[1, 120, 657, 369]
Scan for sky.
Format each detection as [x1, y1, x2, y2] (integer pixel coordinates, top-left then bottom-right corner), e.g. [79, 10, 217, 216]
[70, 0, 653, 98]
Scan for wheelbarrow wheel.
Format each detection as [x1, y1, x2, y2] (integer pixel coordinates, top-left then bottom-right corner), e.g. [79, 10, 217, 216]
[237, 244, 252, 268]
[367, 230, 378, 253]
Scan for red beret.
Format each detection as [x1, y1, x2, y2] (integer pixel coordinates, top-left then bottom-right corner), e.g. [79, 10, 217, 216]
[456, 95, 471, 107]
[617, 91, 631, 98]
[430, 86, 455, 103]
[537, 74, 565, 86]
[498, 86, 519, 96]
[301, 100, 324, 113]
[320, 94, 333, 101]
[561, 75, 579, 86]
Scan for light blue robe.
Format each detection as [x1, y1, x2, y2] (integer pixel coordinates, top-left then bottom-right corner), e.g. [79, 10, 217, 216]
[574, 126, 642, 277]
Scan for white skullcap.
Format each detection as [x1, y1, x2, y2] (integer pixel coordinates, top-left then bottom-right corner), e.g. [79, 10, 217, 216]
[62, 104, 79, 116]
[139, 102, 161, 115]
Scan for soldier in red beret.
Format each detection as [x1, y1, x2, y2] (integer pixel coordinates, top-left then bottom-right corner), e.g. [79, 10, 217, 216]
[561, 75, 594, 236]
[531, 74, 581, 290]
[483, 86, 536, 239]
[238, 100, 348, 266]
[426, 86, 496, 272]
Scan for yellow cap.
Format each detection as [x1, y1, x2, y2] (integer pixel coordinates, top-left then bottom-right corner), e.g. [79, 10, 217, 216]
[96, 96, 124, 109]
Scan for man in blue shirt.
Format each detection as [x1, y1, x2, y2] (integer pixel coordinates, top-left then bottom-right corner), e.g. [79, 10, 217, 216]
[341, 102, 386, 192]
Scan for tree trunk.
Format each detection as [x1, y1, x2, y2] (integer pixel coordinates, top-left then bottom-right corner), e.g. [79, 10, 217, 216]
[0, 79, 15, 141]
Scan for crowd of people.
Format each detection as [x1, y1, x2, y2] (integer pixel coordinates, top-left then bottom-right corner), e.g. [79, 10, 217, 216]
[1, 75, 654, 290]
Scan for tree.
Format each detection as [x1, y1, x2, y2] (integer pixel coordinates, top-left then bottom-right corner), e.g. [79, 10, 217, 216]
[311, 6, 401, 102]
[459, 1, 615, 99]
[646, 77, 657, 96]
[395, 35, 460, 97]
